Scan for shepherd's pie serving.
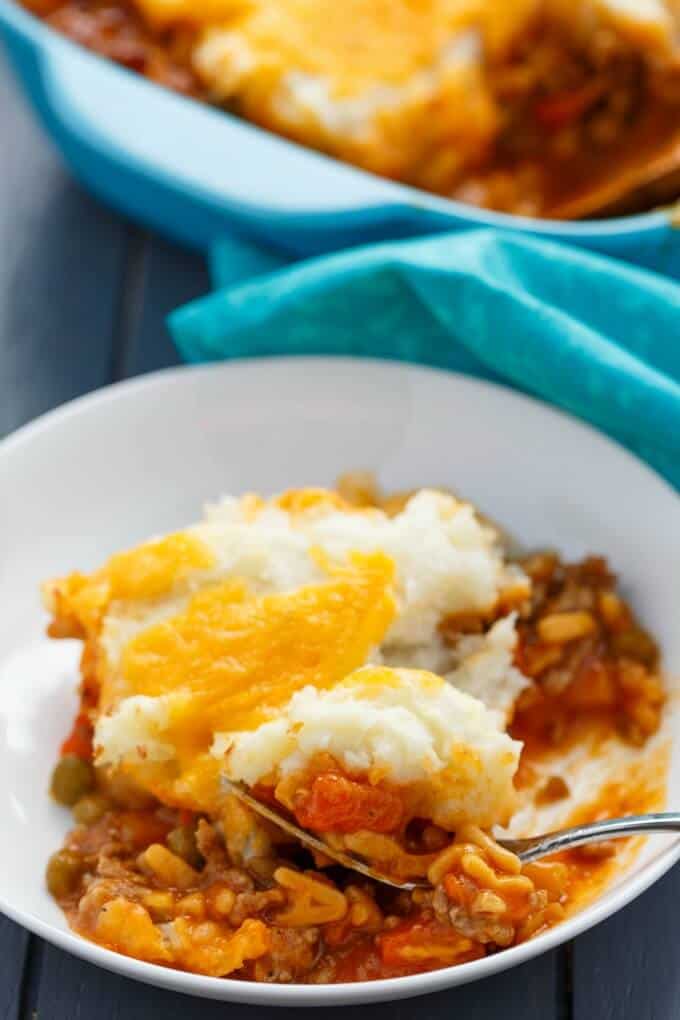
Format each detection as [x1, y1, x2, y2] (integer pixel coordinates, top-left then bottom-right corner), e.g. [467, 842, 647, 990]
[44, 483, 667, 982]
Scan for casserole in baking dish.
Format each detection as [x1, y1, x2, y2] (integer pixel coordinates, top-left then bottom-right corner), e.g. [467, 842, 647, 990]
[16, 0, 680, 219]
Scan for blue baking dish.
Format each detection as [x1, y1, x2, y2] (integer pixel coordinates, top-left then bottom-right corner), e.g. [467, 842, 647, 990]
[1, 0, 679, 273]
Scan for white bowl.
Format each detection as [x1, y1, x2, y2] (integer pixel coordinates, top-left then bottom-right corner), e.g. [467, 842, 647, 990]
[0, 357, 678, 1006]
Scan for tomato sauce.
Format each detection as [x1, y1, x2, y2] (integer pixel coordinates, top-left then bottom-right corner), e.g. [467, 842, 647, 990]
[294, 773, 404, 835]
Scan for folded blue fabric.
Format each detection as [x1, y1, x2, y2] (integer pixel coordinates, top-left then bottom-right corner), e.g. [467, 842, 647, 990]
[169, 229, 680, 490]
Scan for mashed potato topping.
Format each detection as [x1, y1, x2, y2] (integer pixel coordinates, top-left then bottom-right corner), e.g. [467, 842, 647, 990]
[441, 616, 530, 721]
[378, 615, 529, 723]
[213, 665, 521, 829]
[198, 488, 523, 647]
[45, 488, 529, 827]
[79, 488, 524, 674]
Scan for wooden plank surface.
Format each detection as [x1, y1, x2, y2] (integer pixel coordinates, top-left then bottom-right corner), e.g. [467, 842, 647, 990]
[0, 40, 675, 1020]
[0, 918, 27, 1020]
[0, 60, 127, 437]
[573, 862, 680, 1020]
[125, 234, 207, 377]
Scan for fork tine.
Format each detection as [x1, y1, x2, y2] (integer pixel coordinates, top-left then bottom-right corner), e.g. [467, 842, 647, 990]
[223, 779, 429, 890]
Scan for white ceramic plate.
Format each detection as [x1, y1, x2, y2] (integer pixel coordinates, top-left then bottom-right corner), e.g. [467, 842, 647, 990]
[1, 358, 678, 1007]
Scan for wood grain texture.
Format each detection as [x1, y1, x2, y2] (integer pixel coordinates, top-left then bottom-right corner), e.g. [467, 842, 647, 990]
[0, 57, 126, 438]
[573, 861, 680, 1020]
[125, 234, 209, 377]
[0, 918, 28, 1020]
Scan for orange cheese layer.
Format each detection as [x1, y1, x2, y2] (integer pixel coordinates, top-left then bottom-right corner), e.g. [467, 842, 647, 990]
[47, 532, 216, 633]
[117, 552, 396, 740]
[131, 0, 538, 64]
[99, 552, 397, 811]
[45, 489, 364, 637]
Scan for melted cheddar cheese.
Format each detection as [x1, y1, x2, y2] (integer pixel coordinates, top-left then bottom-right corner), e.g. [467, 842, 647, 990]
[116, 552, 396, 741]
[132, 0, 540, 62]
[95, 551, 396, 812]
[44, 533, 216, 634]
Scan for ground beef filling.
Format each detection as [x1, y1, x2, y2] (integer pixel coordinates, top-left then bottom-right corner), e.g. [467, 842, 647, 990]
[46, 806, 567, 982]
[23, 0, 201, 95]
[456, 18, 680, 215]
[510, 554, 664, 751]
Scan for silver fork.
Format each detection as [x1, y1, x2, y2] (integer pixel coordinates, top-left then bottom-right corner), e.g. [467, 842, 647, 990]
[500, 813, 680, 864]
[226, 782, 680, 891]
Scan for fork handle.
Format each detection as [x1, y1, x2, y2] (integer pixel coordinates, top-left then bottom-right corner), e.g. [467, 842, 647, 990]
[506, 812, 680, 864]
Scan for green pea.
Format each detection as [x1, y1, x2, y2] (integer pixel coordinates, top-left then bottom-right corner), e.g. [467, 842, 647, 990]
[72, 793, 111, 825]
[167, 825, 203, 869]
[50, 754, 95, 806]
[612, 627, 658, 667]
[46, 849, 84, 899]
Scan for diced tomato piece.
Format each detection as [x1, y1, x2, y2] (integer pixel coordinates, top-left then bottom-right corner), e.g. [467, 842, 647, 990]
[294, 772, 403, 834]
[379, 918, 483, 967]
[250, 783, 280, 808]
[534, 83, 603, 130]
[443, 873, 469, 907]
[117, 811, 173, 849]
[60, 712, 94, 760]
[565, 655, 616, 709]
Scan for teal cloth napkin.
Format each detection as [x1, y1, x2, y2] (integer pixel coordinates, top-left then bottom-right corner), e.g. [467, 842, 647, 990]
[168, 229, 680, 490]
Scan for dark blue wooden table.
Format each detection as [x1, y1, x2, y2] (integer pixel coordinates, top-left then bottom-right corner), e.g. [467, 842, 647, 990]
[1, 54, 680, 1020]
